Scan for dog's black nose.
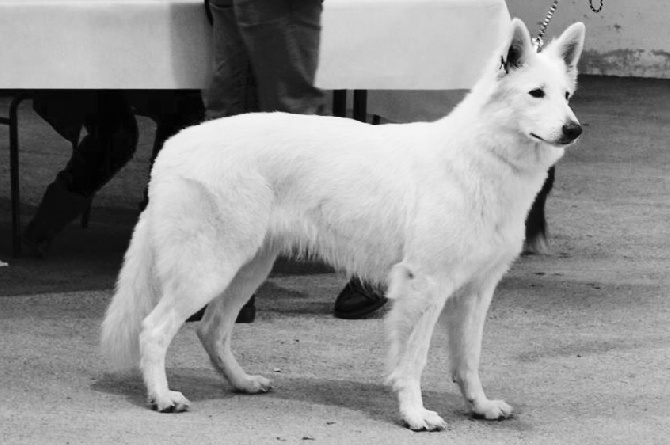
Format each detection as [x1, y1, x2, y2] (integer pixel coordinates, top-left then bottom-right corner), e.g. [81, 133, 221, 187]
[562, 122, 582, 141]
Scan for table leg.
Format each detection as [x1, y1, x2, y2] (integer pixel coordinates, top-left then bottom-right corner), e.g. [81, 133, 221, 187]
[353, 90, 367, 123]
[332, 90, 347, 117]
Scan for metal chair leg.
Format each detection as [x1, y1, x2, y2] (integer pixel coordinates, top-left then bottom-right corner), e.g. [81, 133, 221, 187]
[5, 94, 30, 257]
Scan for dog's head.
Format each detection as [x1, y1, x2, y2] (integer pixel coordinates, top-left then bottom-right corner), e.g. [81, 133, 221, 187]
[491, 19, 586, 148]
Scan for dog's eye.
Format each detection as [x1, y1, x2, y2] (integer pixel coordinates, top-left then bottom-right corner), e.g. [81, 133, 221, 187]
[529, 88, 545, 98]
[565, 91, 571, 100]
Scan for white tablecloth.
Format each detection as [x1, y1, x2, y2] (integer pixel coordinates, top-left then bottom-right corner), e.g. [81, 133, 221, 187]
[0, 0, 509, 90]
[318, 0, 510, 90]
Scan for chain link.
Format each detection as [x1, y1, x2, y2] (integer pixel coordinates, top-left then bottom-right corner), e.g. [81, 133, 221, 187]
[589, 0, 604, 13]
[533, 0, 559, 51]
[533, 0, 603, 51]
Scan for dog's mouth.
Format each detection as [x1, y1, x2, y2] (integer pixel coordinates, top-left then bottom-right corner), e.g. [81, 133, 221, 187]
[530, 133, 574, 146]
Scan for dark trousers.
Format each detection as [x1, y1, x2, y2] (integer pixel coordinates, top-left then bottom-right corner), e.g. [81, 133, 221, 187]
[24, 90, 204, 248]
[33, 90, 204, 197]
[205, 0, 324, 118]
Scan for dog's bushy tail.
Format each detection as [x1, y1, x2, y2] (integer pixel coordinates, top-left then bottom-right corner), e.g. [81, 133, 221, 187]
[101, 212, 159, 370]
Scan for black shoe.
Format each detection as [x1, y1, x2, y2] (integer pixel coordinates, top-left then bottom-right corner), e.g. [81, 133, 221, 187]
[22, 177, 92, 258]
[186, 295, 256, 323]
[20, 234, 51, 258]
[334, 278, 387, 319]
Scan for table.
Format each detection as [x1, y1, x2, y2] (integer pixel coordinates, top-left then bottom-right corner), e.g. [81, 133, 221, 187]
[0, 0, 509, 89]
[0, 0, 510, 256]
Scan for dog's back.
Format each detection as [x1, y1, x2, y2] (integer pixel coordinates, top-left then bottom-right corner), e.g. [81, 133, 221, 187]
[151, 113, 438, 283]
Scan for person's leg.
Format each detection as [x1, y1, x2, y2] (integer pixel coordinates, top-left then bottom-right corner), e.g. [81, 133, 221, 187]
[234, 0, 324, 114]
[236, 0, 384, 318]
[21, 174, 92, 257]
[130, 90, 206, 210]
[205, 0, 258, 120]
[23, 91, 138, 256]
[144, 91, 205, 163]
[69, 92, 139, 195]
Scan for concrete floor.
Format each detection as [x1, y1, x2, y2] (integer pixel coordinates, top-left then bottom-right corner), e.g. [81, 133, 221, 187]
[0, 76, 669, 444]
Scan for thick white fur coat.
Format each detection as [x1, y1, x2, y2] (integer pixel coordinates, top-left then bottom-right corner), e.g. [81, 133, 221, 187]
[101, 19, 586, 431]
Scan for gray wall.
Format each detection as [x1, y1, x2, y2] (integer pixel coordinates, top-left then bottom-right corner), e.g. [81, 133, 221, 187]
[507, 0, 670, 78]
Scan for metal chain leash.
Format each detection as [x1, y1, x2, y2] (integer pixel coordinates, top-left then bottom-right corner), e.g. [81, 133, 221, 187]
[532, 0, 604, 51]
[532, 0, 560, 50]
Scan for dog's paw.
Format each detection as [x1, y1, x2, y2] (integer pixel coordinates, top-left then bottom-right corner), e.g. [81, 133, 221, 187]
[402, 408, 447, 432]
[149, 390, 191, 413]
[233, 375, 273, 394]
[471, 399, 513, 420]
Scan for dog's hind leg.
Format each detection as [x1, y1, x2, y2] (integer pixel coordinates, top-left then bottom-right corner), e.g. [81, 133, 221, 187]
[140, 231, 265, 412]
[140, 253, 248, 412]
[196, 246, 278, 394]
[385, 264, 452, 431]
[444, 273, 513, 420]
[138, 174, 273, 412]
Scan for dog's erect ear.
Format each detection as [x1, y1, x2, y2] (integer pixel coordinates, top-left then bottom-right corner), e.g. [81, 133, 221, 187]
[500, 19, 533, 74]
[546, 22, 586, 73]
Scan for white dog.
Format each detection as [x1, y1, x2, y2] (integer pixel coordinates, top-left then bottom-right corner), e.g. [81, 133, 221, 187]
[101, 19, 585, 431]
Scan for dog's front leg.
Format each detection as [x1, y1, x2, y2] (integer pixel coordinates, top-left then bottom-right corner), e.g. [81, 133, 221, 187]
[385, 265, 450, 431]
[444, 278, 512, 420]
